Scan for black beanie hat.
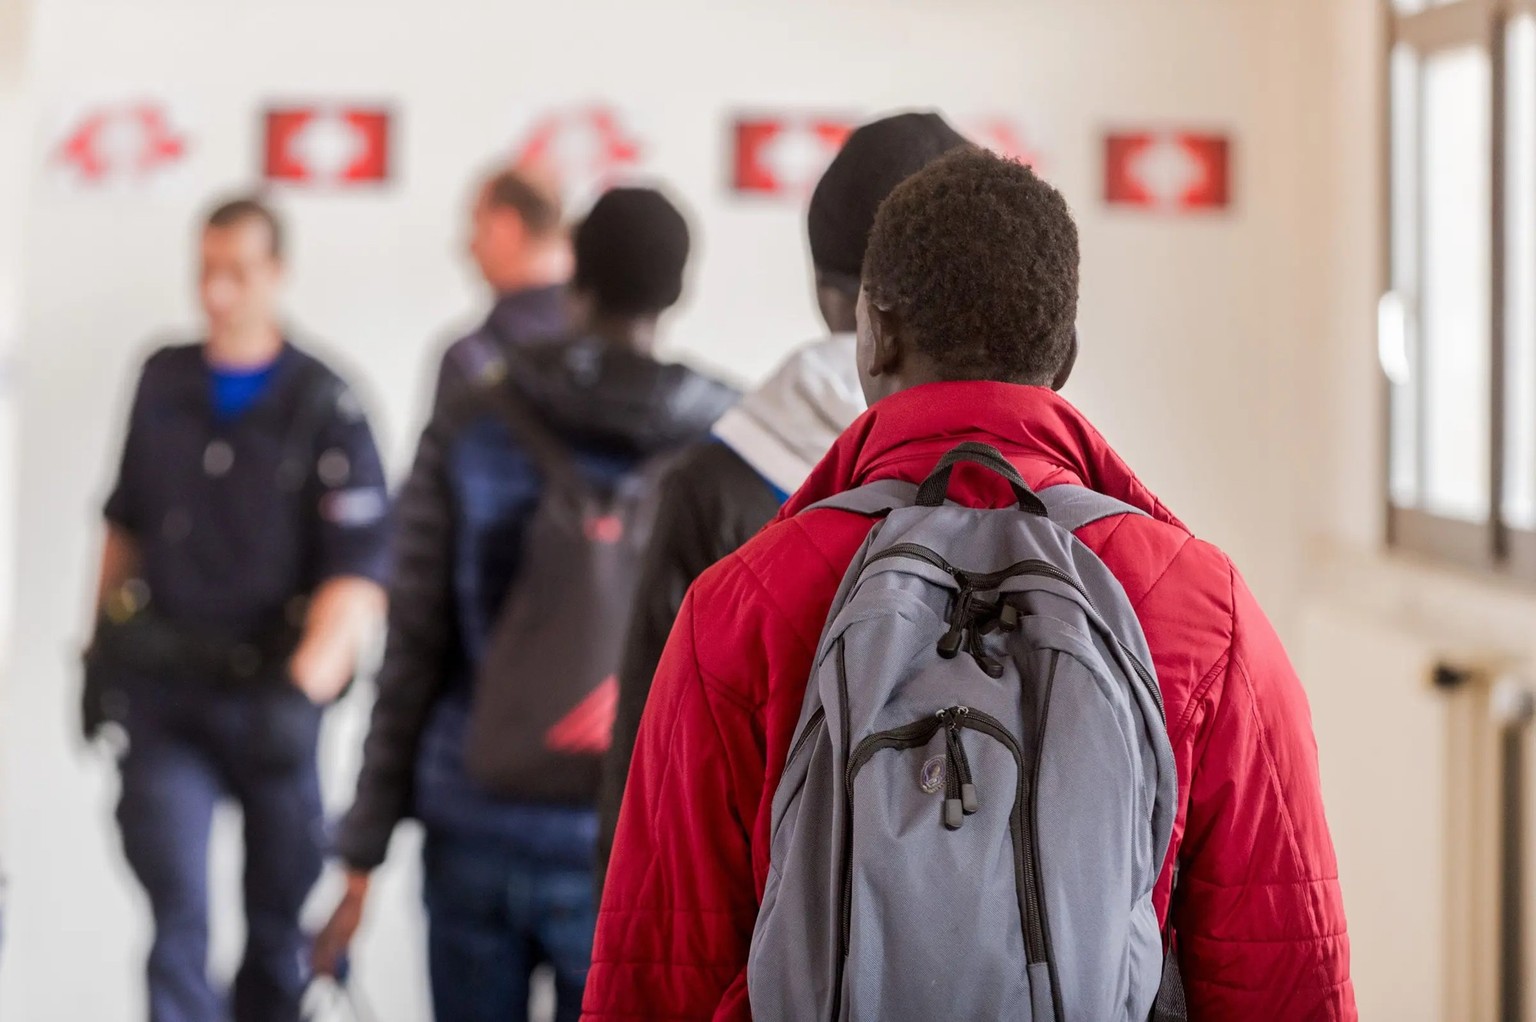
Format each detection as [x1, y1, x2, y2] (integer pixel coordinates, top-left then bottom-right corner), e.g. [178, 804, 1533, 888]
[574, 187, 691, 316]
[807, 111, 970, 282]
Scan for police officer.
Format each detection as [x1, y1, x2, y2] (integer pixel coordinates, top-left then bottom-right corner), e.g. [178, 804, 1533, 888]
[87, 196, 390, 1022]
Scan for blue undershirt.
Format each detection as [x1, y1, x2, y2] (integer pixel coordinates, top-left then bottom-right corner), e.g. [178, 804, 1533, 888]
[210, 361, 279, 420]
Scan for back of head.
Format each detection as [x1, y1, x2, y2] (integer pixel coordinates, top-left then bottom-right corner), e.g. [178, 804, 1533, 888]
[483, 167, 564, 239]
[807, 112, 970, 286]
[573, 187, 691, 318]
[862, 147, 1079, 387]
[471, 167, 568, 293]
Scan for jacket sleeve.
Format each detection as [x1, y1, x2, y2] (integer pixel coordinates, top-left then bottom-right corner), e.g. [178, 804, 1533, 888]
[308, 384, 392, 587]
[335, 414, 458, 871]
[1172, 566, 1355, 1020]
[585, 585, 761, 1022]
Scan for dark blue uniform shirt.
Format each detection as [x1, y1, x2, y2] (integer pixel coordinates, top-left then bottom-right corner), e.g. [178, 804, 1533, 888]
[104, 342, 391, 639]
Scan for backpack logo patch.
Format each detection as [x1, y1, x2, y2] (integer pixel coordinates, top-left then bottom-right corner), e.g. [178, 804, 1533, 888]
[584, 513, 625, 544]
[919, 755, 946, 795]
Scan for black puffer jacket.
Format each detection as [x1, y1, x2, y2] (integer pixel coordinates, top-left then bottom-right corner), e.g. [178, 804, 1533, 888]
[596, 335, 864, 880]
[337, 334, 736, 871]
[596, 441, 779, 878]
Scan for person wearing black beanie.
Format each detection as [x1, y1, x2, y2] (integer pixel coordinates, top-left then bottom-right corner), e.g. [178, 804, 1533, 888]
[595, 111, 971, 893]
[314, 179, 735, 1022]
[806, 111, 970, 333]
[573, 187, 691, 323]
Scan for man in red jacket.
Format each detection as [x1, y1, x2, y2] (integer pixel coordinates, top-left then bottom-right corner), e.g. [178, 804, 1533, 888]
[587, 148, 1355, 1020]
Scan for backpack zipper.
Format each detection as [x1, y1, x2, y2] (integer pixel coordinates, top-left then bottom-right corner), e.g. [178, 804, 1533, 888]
[863, 542, 1165, 725]
[841, 712, 949, 975]
[833, 640, 859, 1022]
[946, 707, 1050, 969]
[785, 705, 826, 772]
[1031, 653, 1066, 1022]
[840, 705, 1054, 977]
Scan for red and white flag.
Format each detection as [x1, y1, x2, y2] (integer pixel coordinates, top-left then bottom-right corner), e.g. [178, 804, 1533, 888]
[731, 116, 855, 197]
[968, 117, 1044, 169]
[263, 107, 392, 185]
[511, 106, 643, 210]
[1104, 131, 1231, 211]
[51, 101, 190, 188]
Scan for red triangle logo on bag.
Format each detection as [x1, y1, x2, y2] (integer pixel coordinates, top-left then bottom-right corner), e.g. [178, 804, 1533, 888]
[544, 674, 618, 754]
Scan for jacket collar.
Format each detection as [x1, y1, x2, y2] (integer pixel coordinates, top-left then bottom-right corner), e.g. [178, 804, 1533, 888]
[485, 284, 568, 346]
[779, 380, 1185, 530]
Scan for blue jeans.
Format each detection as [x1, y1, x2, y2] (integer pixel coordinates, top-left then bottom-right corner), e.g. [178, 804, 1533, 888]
[115, 672, 325, 1022]
[422, 830, 597, 1022]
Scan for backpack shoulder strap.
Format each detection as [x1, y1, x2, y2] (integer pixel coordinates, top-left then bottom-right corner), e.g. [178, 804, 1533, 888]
[804, 479, 1153, 530]
[803, 479, 920, 517]
[477, 378, 589, 496]
[1037, 484, 1148, 533]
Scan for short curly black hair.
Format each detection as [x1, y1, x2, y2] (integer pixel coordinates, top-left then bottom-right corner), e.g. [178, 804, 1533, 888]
[574, 187, 691, 317]
[862, 147, 1079, 385]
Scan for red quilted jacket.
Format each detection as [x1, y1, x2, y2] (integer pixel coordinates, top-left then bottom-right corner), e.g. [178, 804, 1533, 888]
[585, 381, 1355, 1021]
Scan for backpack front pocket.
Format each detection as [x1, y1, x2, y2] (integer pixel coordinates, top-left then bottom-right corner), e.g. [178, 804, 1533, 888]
[838, 705, 1052, 1022]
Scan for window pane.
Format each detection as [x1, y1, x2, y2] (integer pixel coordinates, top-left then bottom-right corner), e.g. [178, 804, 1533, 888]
[1421, 46, 1491, 522]
[1507, 18, 1536, 529]
[1390, 44, 1421, 508]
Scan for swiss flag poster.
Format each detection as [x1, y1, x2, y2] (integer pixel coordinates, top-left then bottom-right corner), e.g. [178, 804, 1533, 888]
[510, 106, 644, 210]
[47, 98, 194, 193]
[1104, 131, 1231, 211]
[969, 118, 1044, 169]
[731, 117, 856, 196]
[263, 107, 392, 186]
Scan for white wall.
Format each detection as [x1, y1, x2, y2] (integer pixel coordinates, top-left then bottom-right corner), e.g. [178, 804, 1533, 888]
[0, 0, 1364, 1019]
[0, 0, 29, 627]
[0, 0, 35, 974]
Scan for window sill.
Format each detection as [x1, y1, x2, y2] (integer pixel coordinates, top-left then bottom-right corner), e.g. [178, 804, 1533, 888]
[1304, 536, 1536, 663]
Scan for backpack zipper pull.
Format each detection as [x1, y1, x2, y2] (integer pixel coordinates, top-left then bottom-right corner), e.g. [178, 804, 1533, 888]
[938, 623, 966, 660]
[967, 625, 1005, 679]
[938, 588, 973, 659]
[950, 708, 980, 815]
[942, 708, 979, 827]
[942, 709, 964, 829]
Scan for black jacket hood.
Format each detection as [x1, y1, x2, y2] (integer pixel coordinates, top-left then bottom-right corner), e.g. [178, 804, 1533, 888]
[511, 334, 738, 459]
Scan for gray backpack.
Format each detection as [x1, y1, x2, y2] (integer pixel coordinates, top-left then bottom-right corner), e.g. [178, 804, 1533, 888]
[748, 442, 1180, 1021]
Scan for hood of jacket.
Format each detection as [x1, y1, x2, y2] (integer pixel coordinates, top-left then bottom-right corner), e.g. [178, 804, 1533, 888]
[511, 333, 739, 459]
[710, 334, 865, 497]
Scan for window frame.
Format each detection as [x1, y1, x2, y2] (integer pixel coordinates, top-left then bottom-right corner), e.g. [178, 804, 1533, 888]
[1383, 0, 1535, 576]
